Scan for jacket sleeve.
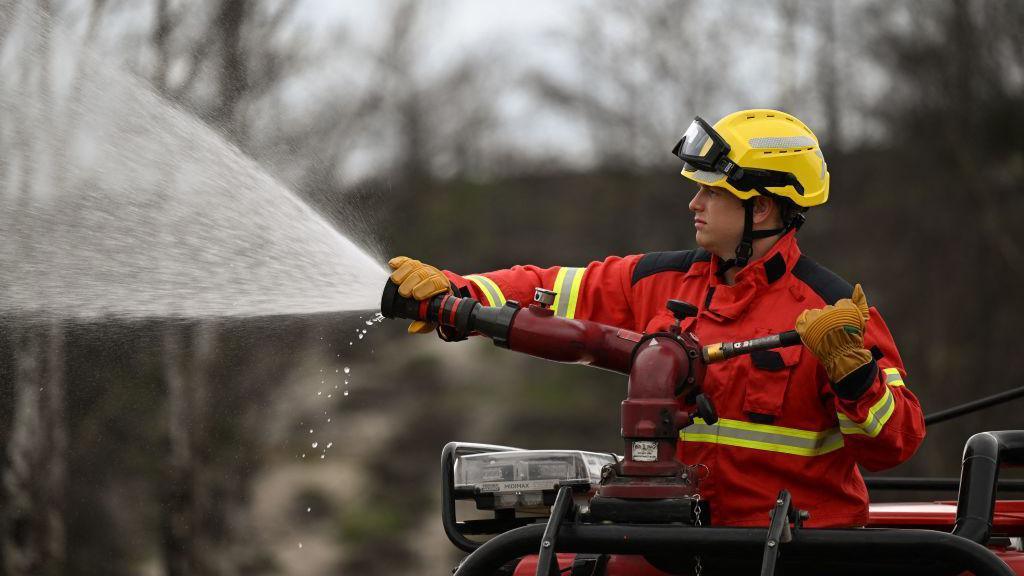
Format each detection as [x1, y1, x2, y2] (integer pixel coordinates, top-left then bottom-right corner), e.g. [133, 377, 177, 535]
[442, 254, 641, 330]
[826, 307, 926, 472]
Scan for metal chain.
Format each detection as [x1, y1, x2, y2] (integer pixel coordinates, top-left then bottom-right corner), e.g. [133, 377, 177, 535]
[693, 493, 703, 576]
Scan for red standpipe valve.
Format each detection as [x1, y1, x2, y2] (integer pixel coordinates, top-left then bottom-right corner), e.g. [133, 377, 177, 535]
[618, 332, 705, 477]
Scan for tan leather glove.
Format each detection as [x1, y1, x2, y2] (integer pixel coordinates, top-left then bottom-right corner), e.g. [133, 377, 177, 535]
[795, 284, 873, 383]
[388, 256, 452, 334]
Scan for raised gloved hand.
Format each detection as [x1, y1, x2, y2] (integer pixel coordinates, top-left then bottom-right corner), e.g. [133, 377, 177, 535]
[795, 284, 873, 383]
[388, 256, 452, 334]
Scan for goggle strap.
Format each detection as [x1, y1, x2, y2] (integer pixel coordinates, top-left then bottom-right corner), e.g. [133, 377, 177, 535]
[727, 170, 805, 197]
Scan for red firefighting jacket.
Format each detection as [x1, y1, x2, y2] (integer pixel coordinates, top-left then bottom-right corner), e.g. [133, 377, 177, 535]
[443, 231, 925, 527]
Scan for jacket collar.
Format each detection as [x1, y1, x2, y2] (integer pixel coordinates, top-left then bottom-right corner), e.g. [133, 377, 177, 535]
[703, 231, 801, 320]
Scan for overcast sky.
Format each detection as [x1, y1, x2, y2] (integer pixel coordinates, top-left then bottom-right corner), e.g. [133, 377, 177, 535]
[31, 0, 886, 181]
[290, 0, 885, 174]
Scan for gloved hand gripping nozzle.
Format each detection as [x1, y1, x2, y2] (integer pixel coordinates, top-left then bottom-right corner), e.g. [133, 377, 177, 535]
[387, 256, 453, 333]
[380, 279, 517, 345]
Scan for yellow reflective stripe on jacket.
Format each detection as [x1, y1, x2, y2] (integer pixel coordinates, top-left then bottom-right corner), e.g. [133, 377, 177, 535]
[680, 417, 844, 457]
[551, 267, 586, 319]
[838, 386, 895, 437]
[883, 367, 905, 387]
[465, 275, 506, 307]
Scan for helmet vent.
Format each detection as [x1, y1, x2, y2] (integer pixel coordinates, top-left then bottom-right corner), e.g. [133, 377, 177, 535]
[749, 136, 816, 149]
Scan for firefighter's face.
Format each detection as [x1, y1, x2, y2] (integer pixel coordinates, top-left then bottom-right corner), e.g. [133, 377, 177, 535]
[688, 185, 746, 257]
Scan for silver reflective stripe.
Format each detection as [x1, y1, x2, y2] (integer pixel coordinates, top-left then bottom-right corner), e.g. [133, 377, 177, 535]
[681, 418, 844, 457]
[883, 367, 905, 386]
[554, 267, 583, 317]
[686, 169, 725, 183]
[465, 275, 505, 307]
[748, 136, 816, 149]
[838, 387, 896, 437]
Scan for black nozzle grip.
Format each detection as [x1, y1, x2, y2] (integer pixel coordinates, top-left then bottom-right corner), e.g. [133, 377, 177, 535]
[381, 280, 424, 320]
[666, 299, 698, 322]
[778, 330, 801, 347]
[695, 393, 717, 425]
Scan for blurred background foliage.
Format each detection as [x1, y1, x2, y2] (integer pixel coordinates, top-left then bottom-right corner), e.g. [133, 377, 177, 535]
[0, 0, 1023, 574]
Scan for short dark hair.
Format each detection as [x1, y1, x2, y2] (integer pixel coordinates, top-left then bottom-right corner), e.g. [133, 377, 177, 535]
[771, 196, 808, 229]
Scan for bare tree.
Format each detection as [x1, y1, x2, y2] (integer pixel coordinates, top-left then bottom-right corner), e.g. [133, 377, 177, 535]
[2, 3, 68, 574]
[146, 2, 311, 573]
[529, 0, 716, 171]
[776, 0, 800, 113]
[815, 0, 841, 147]
[150, 6, 206, 575]
[160, 322, 217, 576]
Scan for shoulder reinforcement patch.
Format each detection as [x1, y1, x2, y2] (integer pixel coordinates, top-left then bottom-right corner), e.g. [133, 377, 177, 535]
[632, 249, 711, 285]
[791, 255, 853, 304]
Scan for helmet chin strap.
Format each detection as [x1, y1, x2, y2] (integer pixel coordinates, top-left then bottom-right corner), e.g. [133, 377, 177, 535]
[719, 198, 804, 273]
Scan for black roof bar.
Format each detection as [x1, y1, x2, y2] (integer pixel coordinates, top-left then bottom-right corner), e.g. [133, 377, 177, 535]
[452, 523, 1014, 576]
[925, 384, 1024, 426]
[865, 477, 1024, 492]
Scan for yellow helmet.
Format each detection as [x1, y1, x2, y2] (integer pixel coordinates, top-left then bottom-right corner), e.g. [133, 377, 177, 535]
[673, 109, 829, 208]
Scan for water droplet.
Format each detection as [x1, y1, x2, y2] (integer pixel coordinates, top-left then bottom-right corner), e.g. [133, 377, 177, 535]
[301, 453, 306, 458]
[343, 390, 349, 396]
[326, 442, 333, 449]
[317, 391, 322, 396]
[335, 369, 339, 373]
[327, 418, 332, 423]
[312, 442, 318, 448]
[327, 394, 332, 398]
[358, 334, 363, 340]
[344, 380, 348, 385]
[320, 454, 325, 459]
[361, 329, 367, 334]
[309, 429, 314, 434]
[298, 542, 303, 549]
[348, 342, 353, 346]
[344, 367, 350, 374]
[365, 320, 373, 326]
[306, 507, 311, 513]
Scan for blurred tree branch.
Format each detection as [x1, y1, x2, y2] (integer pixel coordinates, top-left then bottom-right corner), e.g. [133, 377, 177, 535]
[2, 3, 68, 573]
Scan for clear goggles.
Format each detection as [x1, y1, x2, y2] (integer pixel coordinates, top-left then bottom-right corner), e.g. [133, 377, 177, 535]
[672, 116, 805, 197]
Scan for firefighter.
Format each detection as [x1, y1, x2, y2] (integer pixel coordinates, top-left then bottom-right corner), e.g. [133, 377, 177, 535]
[387, 109, 925, 527]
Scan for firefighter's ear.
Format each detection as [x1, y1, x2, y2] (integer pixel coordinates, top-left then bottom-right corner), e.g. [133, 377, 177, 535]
[751, 195, 777, 225]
